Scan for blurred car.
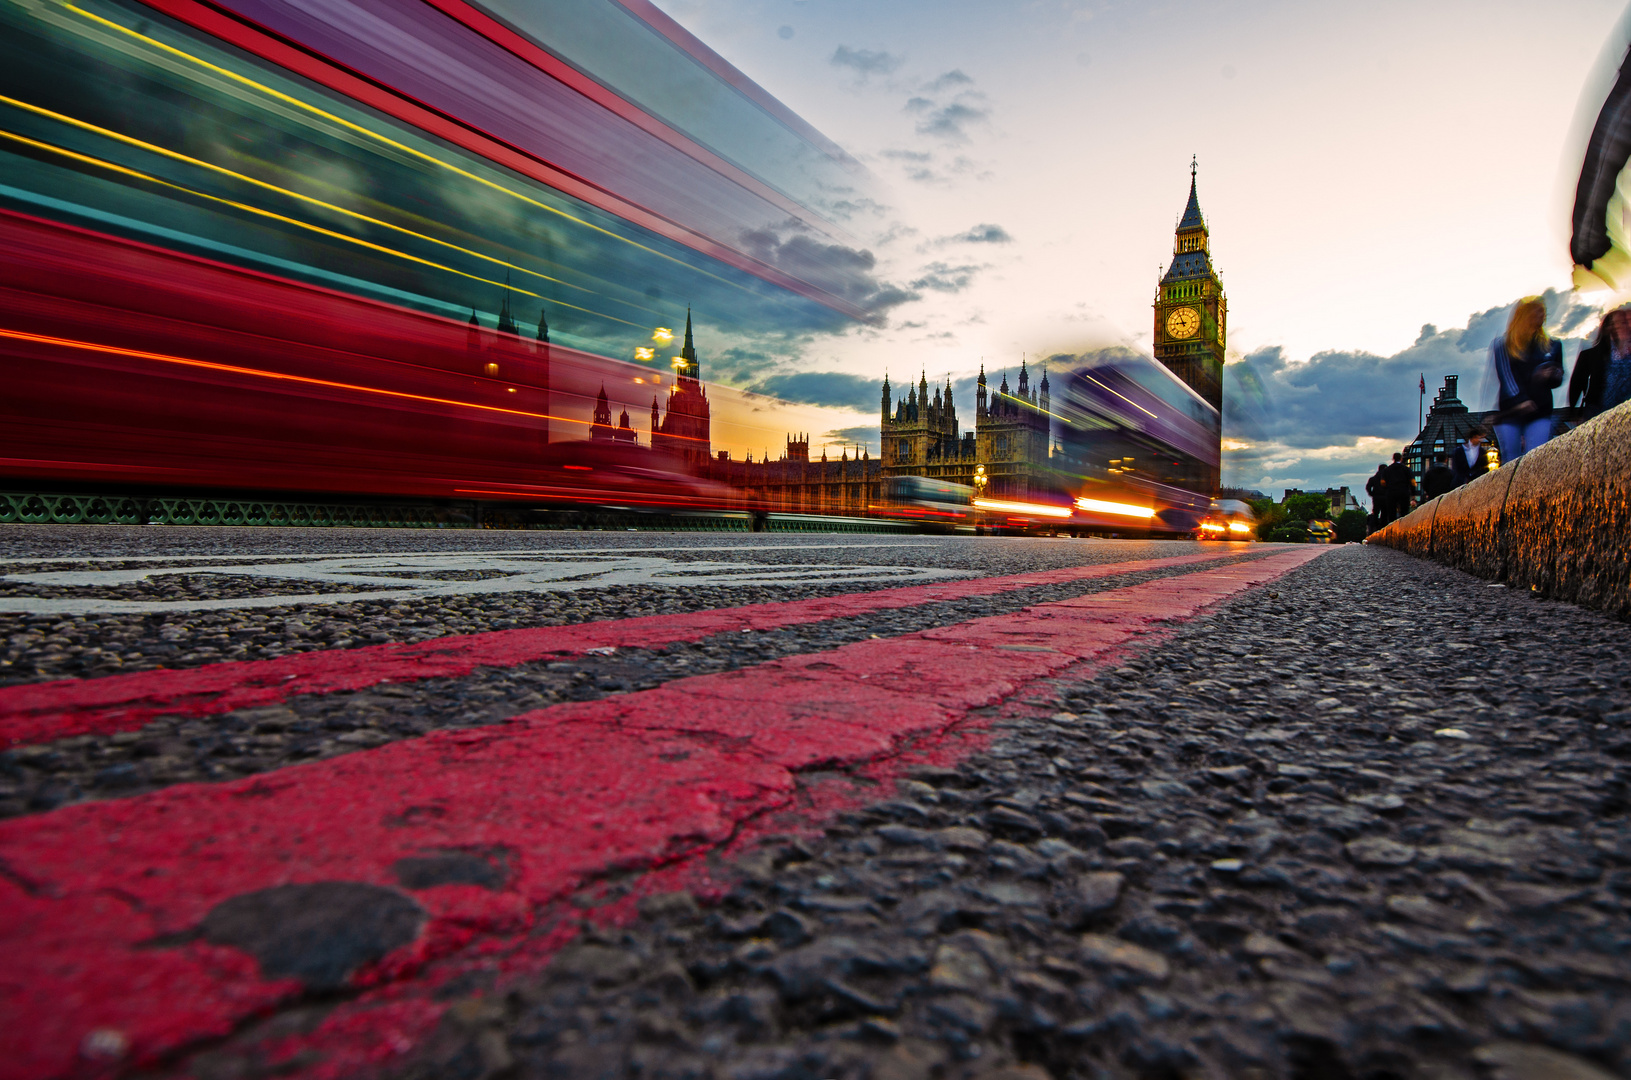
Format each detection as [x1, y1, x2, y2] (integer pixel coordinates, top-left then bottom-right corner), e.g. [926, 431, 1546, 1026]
[1195, 497, 1257, 539]
[1307, 518, 1336, 544]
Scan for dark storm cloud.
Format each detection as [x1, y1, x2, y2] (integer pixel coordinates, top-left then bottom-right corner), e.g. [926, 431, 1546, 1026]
[942, 223, 1013, 244]
[831, 46, 902, 77]
[909, 261, 983, 293]
[1225, 288, 1597, 452]
[747, 371, 880, 412]
[738, 227, 919, 322]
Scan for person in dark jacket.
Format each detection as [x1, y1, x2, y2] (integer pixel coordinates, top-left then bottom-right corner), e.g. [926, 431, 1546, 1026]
[1572, 305, 1631, 419]
[1421, 454, 1455, 500]
[1489, 295, 1562, 461]
[1378, 452, 1415, 523]
[1365, 464, 1388, 524]
[1450, 428, 1491, 487]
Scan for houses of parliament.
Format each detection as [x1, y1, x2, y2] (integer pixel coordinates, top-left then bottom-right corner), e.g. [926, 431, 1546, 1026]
[484, 164, 1225, 513]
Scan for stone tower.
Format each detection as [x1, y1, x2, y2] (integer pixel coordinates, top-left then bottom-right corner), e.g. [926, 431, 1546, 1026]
[1153, 157, 1227, 414]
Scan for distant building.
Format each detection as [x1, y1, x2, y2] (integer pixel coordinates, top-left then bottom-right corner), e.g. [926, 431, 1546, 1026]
[707, 436, 880, 515]
[651, 310, 711, 466]
[1403, 375, 1483, 483]
[879, 361, 1052, 499]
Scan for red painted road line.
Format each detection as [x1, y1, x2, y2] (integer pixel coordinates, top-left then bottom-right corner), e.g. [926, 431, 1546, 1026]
[0, 550, 1250, 748]
[0, 547, 1324, 1079]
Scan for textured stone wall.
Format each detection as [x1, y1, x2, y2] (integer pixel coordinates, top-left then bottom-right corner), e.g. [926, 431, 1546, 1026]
[1368, 401, 1631, 619]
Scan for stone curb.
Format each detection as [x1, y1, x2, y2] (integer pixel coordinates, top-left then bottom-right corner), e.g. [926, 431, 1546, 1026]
[1368, 399, 1631, 618]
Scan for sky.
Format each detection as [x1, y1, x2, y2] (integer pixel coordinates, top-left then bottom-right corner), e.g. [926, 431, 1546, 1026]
[649, 0, 1629, 500]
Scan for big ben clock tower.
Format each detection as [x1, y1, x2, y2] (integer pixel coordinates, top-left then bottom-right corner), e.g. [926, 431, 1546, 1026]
[1154, 157, 1226, 416]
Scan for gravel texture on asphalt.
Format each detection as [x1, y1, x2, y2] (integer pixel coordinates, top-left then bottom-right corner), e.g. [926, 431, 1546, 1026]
[0, 552, 1270, 818]
[322, 543, 1631, 1080]
[0, 532, 1213, 686]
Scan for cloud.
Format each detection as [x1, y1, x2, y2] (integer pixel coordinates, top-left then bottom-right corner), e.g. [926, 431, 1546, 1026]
[952, 223, 1011, 244]
[939, 225, 1011, 247]
[916, 101, 989, 141]
[926, 69, 975, 93]
[824, 426, 877, 453]
[747, 371, 880, 412]
[909, 261, 984, 293]
[738, 226, 919, 321]
[1219, 287, 1603, 498]
[831, 46, 902, 78]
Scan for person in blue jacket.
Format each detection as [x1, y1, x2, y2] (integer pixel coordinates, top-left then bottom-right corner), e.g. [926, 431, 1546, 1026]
[1488, 296, 1563, 463]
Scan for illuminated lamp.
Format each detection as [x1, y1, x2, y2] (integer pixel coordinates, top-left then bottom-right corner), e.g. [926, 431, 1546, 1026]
[653, 328, 674, 343]
[974, 498, 1072, 518]
[634, 347, 655, 361]
[1074, 497, 1156, 519]
[1228, 521, 1252, 534]
[485, 362, 499, 376]
[1199, 522, 1226, 533]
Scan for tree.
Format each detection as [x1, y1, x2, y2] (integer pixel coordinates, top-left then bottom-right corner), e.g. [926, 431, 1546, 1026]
[1248, 498, 1286, 541]
[1283, 492, 1333, 523]
[1335, 508, 1368, 543]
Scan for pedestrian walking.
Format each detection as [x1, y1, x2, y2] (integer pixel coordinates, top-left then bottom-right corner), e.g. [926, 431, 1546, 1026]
[1489, 296, 1563, 461]
[1450, 427, 1492, 488]
[1421, 454, 1455, 500]
[1571, 304, 1631, 419]
[1382, 452, 1415, 523]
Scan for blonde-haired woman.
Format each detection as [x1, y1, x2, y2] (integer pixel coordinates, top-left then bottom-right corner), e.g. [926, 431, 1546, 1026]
[1489, 296, 1563, 463]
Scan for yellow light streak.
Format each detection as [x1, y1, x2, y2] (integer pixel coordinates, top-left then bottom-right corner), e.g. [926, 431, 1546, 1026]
[974, 498, 1072, 518]
[653, 328, 674, 343]
[1199, 522, 1226, 532]
[1228, 521, 1252, 534]
[1074, 497, 1156, 519]
[0, 92, 602, 298]
[59, 1, 754, 294]
[0, 126, 648, 327]
[1081, 373, 1158, 419]
[633, 347, 655, 361]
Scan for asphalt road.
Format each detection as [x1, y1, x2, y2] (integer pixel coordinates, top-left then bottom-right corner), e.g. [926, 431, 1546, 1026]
[1, 529, 1627, 1080]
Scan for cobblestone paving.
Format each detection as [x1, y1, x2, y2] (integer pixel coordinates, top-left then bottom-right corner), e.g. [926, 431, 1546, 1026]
[372, 545, 1631, 1080]
[0, 531, 1208, 686]
[0, 553, 1265, 818]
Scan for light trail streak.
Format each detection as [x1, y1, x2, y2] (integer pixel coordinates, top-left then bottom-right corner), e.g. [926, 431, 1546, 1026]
[1081, 373, 1159, 419]
[0, 327, 588, 425]
[56, 0, 756, 294]
[0, 92, 599, 299]
[0, 126, 647, 329]
[1074, 497, 1156, 519]
[974, 498, 1072, 519]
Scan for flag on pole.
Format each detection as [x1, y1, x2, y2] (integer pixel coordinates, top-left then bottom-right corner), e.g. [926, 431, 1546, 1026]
[1419, 374, 1426, 395]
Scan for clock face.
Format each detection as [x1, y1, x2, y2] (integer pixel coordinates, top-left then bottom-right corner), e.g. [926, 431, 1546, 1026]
[1166, 306, 1200, 340]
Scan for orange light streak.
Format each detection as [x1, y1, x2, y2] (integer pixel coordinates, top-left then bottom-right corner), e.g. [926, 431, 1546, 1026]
[0, 327, 581, 424]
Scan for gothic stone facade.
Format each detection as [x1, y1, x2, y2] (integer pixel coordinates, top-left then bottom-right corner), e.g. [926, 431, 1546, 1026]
[879, 363, 1051, 499]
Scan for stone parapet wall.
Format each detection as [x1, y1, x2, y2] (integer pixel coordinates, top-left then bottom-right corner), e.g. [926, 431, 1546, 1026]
[1368, 401, 1631, 619]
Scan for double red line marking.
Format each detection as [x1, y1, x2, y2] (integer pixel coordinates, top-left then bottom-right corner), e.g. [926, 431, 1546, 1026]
[0, 551, 1245, 749]
[0, 547, 1324, 1078]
